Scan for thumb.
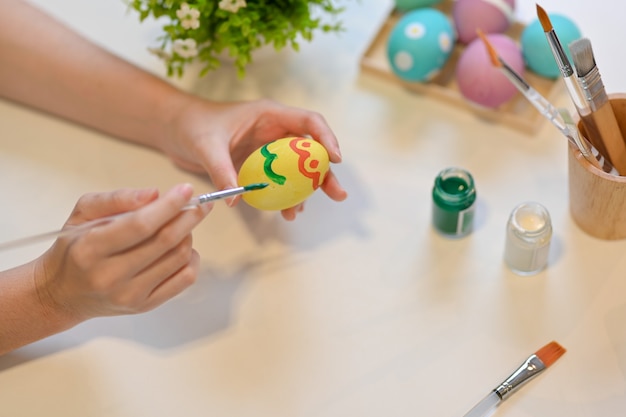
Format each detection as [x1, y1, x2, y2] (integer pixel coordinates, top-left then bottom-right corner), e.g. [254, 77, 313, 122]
[67, 187, 159, 225]
[198, 141, 241, 207]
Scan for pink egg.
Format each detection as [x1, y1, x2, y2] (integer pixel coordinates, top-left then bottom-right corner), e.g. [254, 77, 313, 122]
[456, 34, 524, 108]
[453, 0, 516, 44]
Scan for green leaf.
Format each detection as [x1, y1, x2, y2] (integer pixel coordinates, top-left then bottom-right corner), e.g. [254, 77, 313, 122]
[125, 0, 347, 77]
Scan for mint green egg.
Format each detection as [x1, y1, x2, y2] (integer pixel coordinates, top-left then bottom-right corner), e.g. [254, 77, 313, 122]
[395, 0, 445, 12]
[387, 8, 455, 82]
[521, 14, 581, 79]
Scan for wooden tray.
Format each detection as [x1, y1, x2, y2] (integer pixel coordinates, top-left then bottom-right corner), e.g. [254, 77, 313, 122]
[359, 0, 563, 134]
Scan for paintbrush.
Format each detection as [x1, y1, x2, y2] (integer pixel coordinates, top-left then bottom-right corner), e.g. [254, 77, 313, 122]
[569, 37, 626, 172]
[536, 4, 626, 174]
[535, 4, 586, 113]
[559, 108, 618, 175]
[462, 341, 566, 417]
[0, 183, 268, 252]
[477, 30, 617, 175]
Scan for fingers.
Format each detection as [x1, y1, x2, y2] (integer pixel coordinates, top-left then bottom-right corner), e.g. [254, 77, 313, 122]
[68, 187, 159, 225]
[169, 154, 207, 174]
[82, 183, 208, 256]
[320, 169, 348, 202]
[196, 135, 241, 206]
[136, 235, 195, 289]
[171, 98, 346, 216]
[279, 170, 346, 220]
[40, 184, 211, 320]
[79, 239, 201, 315]
[268, 101, 343, 164]
[142, 249, 201, 312]
[108, 235, 198, 312]
[281, 203, 304, 221]
[110, 200, 210, 276]
[299, 111, 343, 164]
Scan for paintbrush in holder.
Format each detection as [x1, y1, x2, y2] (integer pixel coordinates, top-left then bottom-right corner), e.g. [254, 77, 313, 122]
[569, 94, 626, 239]
[570, 37, 626, 174]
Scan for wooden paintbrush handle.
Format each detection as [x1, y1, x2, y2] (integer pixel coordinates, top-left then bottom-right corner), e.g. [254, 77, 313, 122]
[579, 99, 626, 175]
[570, 94, 626, 240]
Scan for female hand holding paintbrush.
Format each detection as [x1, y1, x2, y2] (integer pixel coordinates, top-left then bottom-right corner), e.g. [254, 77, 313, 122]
[0, 0, 349, 356]
[0, 184, 211, 355]
[0, 182, 269, 355]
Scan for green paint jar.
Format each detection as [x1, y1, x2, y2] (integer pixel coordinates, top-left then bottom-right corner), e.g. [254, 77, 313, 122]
[431, 167, 476, 238]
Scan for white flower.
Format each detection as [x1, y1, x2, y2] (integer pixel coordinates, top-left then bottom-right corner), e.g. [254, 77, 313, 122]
[218, 0, 247, 13]
[172, 38, 198, 59]
[176, 3, 200, 30]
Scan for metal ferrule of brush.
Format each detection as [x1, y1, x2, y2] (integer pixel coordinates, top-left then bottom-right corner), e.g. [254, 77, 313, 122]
[500, 60, 530, 91]
[196, 193, 215, 204]
[577, 67, 609, 111]
[493, 354, 546, 400]
[546, 32, 573, 77]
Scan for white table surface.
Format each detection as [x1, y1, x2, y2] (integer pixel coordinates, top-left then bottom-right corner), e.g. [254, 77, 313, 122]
[1, 1, 626, 416]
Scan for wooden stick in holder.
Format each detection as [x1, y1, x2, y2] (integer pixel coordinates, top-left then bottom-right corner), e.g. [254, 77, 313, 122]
[569, 93, 626, 240]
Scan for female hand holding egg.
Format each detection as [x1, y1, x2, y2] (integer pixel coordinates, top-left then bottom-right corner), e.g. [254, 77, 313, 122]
[166, 98, 346, 221]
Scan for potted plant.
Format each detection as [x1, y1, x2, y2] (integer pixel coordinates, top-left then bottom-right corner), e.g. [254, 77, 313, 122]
[127, 0, 345, 77]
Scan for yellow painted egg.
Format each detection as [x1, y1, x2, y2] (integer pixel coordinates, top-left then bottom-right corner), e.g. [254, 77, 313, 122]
[237, 137, 330, 211]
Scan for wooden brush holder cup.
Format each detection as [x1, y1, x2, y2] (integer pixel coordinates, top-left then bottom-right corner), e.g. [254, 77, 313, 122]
[569, 94, 626, 240]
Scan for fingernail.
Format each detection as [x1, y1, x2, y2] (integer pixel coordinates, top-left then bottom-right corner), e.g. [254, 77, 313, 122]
[176, 183, 194, 198]
[334, 148, 343, 162]
[224, 185, 238, 207]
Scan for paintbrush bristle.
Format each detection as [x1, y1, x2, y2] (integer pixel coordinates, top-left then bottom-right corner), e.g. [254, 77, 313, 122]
[244, 182, 269, 191]
[536, 4, 553, 32]
[535, 341, 566, 367]
[570, 38, 596, 77]
[477, 29, 501, 68]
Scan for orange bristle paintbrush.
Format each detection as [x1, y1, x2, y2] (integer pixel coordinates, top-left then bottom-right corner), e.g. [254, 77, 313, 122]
[477, 30, 616, 175]
[462, 341, 566, 417]
[537, 4, 626, 175]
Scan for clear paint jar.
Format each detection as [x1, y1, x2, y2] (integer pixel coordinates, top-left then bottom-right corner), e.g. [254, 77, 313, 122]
[431, 167, 477, 238]
[504, 202, 552, 275]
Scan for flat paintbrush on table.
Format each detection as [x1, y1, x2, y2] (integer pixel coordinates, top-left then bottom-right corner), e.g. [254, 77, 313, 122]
[463, 341, 566, 417]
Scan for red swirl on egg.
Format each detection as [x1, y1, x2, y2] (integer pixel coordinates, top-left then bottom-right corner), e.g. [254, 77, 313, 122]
[289, 138, 324, 190]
